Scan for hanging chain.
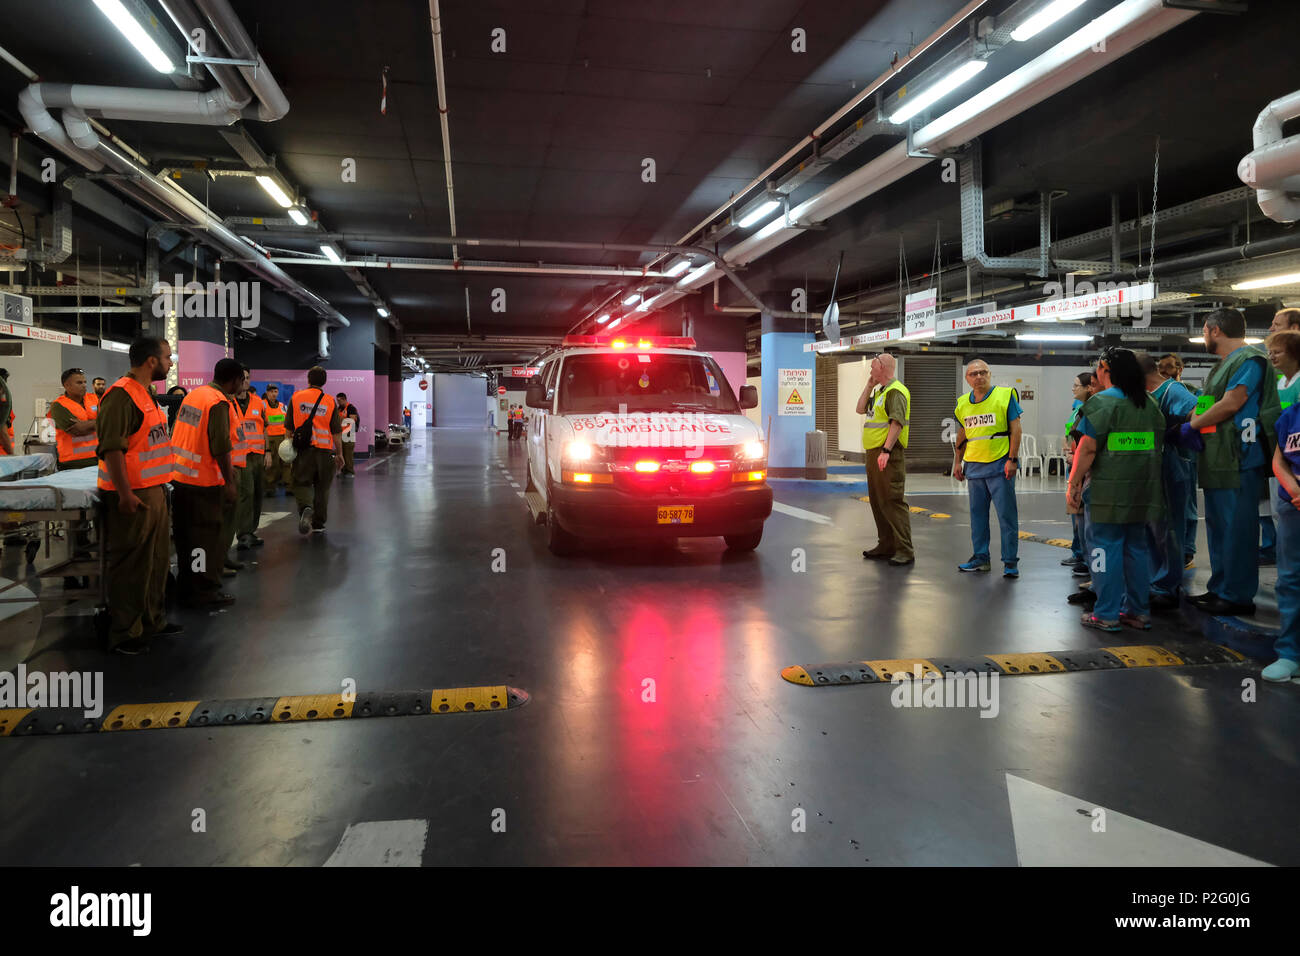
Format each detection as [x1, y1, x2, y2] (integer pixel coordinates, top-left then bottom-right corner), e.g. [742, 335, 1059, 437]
[1147, 136, 1160, 283]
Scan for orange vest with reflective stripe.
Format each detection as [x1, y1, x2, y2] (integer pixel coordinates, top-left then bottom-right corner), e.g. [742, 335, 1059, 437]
[171, 385, 227, 486]
[49, 395, 97, 464]
[264, 399, 287, 437]
[84, 391, 101, 418]
[97, 377, 172, 491]
[290, 387, 337, 450]
[243, 393, 266, 454]
[229, 396, 248, 467]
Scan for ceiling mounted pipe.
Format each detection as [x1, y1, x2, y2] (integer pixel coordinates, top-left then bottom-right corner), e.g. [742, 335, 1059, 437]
[31, 82, 247, 125]
[17, 86, 105, 171]
[158, 0, 254, 105]
[317, 321, 330, 360]
[192, 0, 290, 121]
[1239, 90, 1300, 224]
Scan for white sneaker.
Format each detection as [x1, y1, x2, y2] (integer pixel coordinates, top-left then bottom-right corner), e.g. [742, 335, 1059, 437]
[298, 506, 313, 535]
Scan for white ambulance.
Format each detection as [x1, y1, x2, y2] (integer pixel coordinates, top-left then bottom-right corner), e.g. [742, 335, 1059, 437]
[523, 335, 771, 555]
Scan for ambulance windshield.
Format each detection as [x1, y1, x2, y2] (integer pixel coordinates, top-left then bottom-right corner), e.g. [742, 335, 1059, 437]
[557, 353, 740, 415]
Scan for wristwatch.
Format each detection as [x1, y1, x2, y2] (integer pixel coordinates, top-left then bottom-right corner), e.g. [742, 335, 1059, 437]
[881, 447, 893, 455]
[1009, 457, 1019, 464]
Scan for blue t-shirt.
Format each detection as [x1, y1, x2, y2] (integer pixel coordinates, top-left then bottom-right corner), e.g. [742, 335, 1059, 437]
[1275, 403, 1300, 508]
[963, 387, 1023, 479]
[1078, 387, 1124, 440]
[1223, 347, 1266, 470]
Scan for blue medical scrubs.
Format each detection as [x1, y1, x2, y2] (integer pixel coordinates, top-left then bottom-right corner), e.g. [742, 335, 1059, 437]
[963, 389, 1023, 567]
[1272, 403, 1300, 663]
[1079, 388, 1151, 619]
[1148, 379, 1198, 597]
[1203, 349, 1266, 605]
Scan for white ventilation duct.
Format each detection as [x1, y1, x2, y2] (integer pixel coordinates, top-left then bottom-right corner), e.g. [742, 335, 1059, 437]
[28, 82, 246, 125]
[317, 320, 330, 360]
[1239, 90, 1300, 224]
[671, 0, 1196, 302]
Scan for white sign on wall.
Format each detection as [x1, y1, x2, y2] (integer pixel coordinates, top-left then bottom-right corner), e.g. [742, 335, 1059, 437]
[778, 368, 812, 416]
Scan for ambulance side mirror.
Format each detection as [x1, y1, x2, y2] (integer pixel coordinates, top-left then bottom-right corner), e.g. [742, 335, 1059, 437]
[525, 381, 548, 409]
[739, 385, 758, 409]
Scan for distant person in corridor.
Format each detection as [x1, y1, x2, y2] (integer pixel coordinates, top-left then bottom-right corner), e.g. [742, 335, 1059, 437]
[952, 360, 1022, 578]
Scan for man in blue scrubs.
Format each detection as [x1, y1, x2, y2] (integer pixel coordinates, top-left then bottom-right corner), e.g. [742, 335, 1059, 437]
[1140, 353, 1198, 609]
[1187, 308, 1281, 616]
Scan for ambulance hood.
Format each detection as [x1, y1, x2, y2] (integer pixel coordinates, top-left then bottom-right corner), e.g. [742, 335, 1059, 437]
[567, 411, 759, 448]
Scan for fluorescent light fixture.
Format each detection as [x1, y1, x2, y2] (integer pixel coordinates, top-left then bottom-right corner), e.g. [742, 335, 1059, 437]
[100, 338, 130, 352]
[1231, 271, 1300, 291]
[889, 60, 988, 124]
[737, 198, 780, 229]
[595, 314, 611, 324]
[663, 259, 692, 278]
[256, 175, 293, 208]
[320, 244, 342, 263]
[377, 307, 390, 318]
[1012, 0, 1087, 42]
[287, 206, 310, 226]
[1192, 336, 1264, 345]
[1016, 333, 1092, 342]
[93, 0, 175, 73]
[679, 264, 713, 286]
[607, 318, 622, 330]
[622, 293, 642, 306]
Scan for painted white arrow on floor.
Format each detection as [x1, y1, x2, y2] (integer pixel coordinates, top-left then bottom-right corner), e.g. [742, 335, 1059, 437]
[1005, 774, 1270, 867]
[323, 819, 429, 867]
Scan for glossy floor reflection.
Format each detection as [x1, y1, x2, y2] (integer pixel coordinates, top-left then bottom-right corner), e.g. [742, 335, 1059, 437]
[0, 428, 1296, 866]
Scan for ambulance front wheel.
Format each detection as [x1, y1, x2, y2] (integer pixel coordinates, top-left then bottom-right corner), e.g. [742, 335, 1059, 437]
[724, 528, 763, 552]
[546, 507, 580, 557]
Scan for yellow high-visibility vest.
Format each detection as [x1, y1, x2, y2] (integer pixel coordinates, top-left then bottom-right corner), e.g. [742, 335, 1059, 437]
[862, 379, 910, 450]
[955, 385, 1017, 463]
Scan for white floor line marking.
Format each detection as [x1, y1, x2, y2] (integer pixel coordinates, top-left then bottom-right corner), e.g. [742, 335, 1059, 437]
[771, 501, 833, 525]
[1005, 775, 1270, 867]
[360, 454, 397, 472]
[256, 511, 293, 529]
[323, 819, 428, 867]
[516, 491, 525, 498]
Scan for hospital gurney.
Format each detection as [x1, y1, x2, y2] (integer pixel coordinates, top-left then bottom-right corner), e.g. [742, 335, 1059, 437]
[0, 468, 109, 636]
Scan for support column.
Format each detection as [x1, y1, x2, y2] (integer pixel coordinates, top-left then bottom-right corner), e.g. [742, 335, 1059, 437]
[760, 313, 815, 476]
[683, 302, 746, 400]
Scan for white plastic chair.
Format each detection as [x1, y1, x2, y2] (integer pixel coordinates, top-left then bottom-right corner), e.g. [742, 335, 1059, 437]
[1019, 433, 1044, 476]
[1043, 438, 1068, 478]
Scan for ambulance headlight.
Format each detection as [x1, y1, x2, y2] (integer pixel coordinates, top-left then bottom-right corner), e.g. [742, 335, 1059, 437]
[564, 440, 596, 463]
[737, 440, 765, 461]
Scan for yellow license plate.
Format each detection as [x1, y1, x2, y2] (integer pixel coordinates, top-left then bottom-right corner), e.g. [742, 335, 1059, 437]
[657, 505, 694, 525]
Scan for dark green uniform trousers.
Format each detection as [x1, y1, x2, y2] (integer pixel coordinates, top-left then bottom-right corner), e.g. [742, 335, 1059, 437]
[238, 456, 264, 536]
[102, 485, 169, 647]
[172, 482, 226, 600]
[865, 445, 913, 560]
[265, 437, 289, 491]
[292, 447, 337, 528]
[220, 464, 252, 557]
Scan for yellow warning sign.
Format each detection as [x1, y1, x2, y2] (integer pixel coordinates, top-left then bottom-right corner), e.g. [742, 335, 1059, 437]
[778, 368, 812, 417]
[786, 388, 805, 406]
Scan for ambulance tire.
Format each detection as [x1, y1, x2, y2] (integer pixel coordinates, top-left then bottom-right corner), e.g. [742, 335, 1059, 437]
[546, 508, 580, 556]
[724, 529, 763, 552]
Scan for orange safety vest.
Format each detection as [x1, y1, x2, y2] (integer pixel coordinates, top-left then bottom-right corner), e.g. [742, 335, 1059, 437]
[229, 395, 248, 468]
[242, 393, 266, 455]
[0, 408, 13, 456]
[290, 387, 337, 450]
[48, 395, 97, 464]
[84, 391, 101, 418]
[97, 376, 172, 491]
[264, 399, 287, 437]
[171, 385, 228, 486]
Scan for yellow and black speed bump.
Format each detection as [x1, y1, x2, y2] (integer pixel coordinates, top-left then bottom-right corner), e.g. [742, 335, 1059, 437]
[0, 685, 529, 737]
[782, 642, 1245, 687]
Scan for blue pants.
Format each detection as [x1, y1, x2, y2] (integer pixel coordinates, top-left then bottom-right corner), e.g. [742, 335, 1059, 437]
[968, 470, 1018, 566]
[1184, 459, 1198, 558]
[1087, 509, 1150, 620]
[1203, 465, 1264, 605]
[1070, 512, 1085, 563]
[1261, 515, 1276, 552]
[1275, 504, 1300, 662]
[1148, 469, 1191, 597]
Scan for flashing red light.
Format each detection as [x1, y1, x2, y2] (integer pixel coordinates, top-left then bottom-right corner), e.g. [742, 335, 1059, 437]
[689, 461, 716, 474]
[561, 335, 697, 349]
[634, 460, 660, 473]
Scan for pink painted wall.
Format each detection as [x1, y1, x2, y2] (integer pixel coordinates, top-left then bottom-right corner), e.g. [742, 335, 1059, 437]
[252, 368, 375, 453]
[374, 375, 389, 442]
[388, 380, 403, 428]
[711, 351, 747, 401]
[178, 340, 230, 390]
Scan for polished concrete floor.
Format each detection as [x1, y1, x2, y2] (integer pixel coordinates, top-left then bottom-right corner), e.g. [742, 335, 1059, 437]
[0, 428, 1297, 866]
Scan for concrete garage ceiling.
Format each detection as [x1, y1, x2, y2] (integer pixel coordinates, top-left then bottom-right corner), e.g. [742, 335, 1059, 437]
[1, 0, 1297, 364]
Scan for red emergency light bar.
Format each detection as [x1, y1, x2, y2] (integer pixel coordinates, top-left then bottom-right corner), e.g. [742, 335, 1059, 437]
[562, 335, 696, 349]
